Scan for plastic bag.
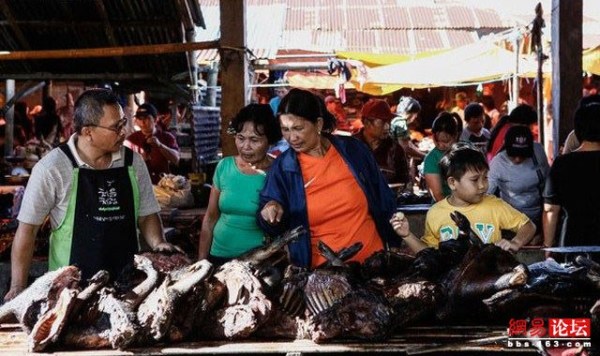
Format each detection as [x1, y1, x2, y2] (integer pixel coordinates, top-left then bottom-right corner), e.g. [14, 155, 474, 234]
[153, 174, 194, 208]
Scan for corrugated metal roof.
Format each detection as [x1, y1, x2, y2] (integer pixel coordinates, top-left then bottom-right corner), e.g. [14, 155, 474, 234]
[195, 0, 600, 62]
[0, 0, 205, 97]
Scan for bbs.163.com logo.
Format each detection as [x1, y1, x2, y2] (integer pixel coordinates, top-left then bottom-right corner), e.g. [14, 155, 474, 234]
[507, 318, 592, 350]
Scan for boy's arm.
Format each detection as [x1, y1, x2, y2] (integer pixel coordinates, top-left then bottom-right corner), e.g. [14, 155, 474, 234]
[390, 212, 428, 253]
[495, 220, 536, 253]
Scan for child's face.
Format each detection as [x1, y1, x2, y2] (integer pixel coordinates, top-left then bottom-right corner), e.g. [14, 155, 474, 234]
[467, 115, 484, 133]
[449, 168, 489, 206]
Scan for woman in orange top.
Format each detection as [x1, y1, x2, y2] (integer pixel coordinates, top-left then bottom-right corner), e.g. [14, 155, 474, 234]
[258, 89, 398, 269]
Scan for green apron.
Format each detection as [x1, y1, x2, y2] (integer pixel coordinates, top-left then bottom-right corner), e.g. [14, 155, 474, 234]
[49, 144, 140, 280]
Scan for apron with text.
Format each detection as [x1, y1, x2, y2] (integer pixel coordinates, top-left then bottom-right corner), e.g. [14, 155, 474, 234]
[49, 144, 140, 280]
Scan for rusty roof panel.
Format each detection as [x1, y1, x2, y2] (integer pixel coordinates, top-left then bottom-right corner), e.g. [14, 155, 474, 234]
[344, 31, 377, 52]
[347, 7, 381, 29]
[447, 30, 480, 48]
[380, 30, 411, 53]
[409, 7, 438, 28]
[382, 6, 411, 28]
[446, 6, 476, 28]
[413, 30, 445, 52]
[473, 8, 507, 28]
[320, 5, 345, 31]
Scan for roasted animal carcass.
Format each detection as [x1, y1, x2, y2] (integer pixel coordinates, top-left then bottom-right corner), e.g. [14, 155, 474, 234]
[137, 259, 213, 342]
[199, 226, 305, 340]
[29, 270, 109, 352]
[435, 211, 528, 321]
[0, 266, 80, 332]
[483, 257, 600, 322]
[302, 241, 394, 342]
[62, 254, 161, 350]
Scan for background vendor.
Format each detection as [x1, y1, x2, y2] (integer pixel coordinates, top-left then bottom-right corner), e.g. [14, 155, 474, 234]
[125, 103, 180, 184]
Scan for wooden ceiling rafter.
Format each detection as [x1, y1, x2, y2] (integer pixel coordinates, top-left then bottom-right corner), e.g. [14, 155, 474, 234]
[94, 0, 125, 71]
[0, 0, 31, 51]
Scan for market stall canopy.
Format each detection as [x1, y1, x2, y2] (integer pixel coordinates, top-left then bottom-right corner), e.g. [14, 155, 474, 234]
[583, 45, 600, 75]
[0, 0, 209, 99]
[359, 41, 539, 90]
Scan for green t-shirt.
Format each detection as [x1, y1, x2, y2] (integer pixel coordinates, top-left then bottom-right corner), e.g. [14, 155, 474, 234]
[423, 147, 451, 198]
[211, 156, 266, 258]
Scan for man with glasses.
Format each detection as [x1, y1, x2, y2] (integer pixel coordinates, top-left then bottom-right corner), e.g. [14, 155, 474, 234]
[125, 103, 180, 184]
[5, 89, 180, 302]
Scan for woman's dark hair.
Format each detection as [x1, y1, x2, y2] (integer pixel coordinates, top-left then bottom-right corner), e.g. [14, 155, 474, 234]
[450, 112, 463, 132]
[229, 104, 282, 144]
[432, 112, 459, 137]
[574, 94, 600, 142]
[439, 143, 489, 181]
[508, 104, 537, 125]
[277, 88, 336, 132]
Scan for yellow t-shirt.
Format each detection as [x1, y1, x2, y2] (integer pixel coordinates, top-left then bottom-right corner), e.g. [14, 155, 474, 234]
[421, 195, 530, 248]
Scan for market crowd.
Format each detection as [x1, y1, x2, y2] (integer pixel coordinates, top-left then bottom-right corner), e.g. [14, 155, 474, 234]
[3, 83, 600, 303]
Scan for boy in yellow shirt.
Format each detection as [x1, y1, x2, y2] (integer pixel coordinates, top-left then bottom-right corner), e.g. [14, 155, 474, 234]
[392, 144, 536, 254]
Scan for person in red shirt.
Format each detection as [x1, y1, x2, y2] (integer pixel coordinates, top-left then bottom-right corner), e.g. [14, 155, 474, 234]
[125, 103, 180, 184]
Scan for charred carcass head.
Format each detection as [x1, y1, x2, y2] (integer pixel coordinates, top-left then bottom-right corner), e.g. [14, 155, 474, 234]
[0, 266, 81, 332]
[200, 226, 305, 340]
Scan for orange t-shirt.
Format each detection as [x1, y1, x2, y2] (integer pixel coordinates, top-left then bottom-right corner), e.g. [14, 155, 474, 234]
[298, 145, 384, 268]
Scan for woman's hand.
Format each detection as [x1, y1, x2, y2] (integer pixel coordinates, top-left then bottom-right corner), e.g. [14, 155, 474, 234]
[261, 201, 284, 224]
[390, 212, 410, 238]
[153, 241, 184, 254]
[4, 285, 25, 302]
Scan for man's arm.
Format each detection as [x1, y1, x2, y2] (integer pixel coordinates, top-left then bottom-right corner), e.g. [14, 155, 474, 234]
[156, 143, 180, 166]
[543, 203, 561, 248]
[147, 136, 180, 165]
[5, 222, 40, 301]
[138, 213, 181, 252]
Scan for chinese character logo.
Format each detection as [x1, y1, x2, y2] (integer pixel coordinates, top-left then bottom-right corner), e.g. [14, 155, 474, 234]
[98, 180, 118, 206]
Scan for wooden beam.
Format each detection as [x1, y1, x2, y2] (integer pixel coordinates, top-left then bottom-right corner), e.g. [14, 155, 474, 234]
[551, 0, 582, 157]
[219, 0, 248, 157]
[0, 73, 154, 80]
[0, 40, 220, 61]
[0, 0, 31, 50]
[94, 0, 126, 71]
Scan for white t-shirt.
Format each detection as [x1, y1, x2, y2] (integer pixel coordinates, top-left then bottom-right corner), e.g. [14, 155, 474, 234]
[18, 134, 160, 228]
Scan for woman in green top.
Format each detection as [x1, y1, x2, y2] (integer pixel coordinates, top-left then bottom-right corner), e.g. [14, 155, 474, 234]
[199, 104, 282, 265]
[422, 112, 460, 202]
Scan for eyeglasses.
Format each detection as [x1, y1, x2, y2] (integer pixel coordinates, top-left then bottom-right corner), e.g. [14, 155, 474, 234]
[89, 117, 128, 133]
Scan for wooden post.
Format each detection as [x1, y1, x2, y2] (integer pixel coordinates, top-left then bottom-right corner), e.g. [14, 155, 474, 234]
[531, 3, 546, 145]
[551, 0, 582, 158]
[219, 0, 248, 157]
